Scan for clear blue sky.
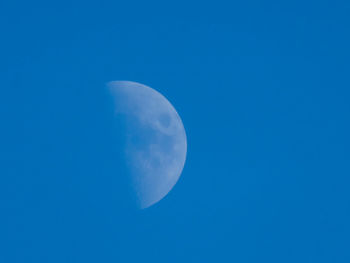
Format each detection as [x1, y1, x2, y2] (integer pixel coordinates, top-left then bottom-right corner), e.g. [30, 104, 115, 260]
[1, 1, 350, 262]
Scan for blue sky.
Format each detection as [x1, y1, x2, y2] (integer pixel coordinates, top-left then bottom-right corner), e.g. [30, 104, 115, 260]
[1, 0, 350, 262]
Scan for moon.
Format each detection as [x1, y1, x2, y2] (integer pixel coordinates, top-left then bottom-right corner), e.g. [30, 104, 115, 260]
[108, 81, 187, 209]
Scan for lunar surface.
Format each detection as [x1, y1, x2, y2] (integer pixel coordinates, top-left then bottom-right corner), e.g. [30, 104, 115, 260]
[108, 81, 187, 209]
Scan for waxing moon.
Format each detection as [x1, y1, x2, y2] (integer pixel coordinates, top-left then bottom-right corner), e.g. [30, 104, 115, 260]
[108, 81, 187, 209]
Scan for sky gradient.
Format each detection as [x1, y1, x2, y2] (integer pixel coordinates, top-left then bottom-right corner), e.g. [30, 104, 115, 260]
[1, 1, 350, 262]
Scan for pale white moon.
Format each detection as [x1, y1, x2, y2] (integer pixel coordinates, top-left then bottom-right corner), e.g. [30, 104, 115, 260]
[108, 81, 187, 209]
